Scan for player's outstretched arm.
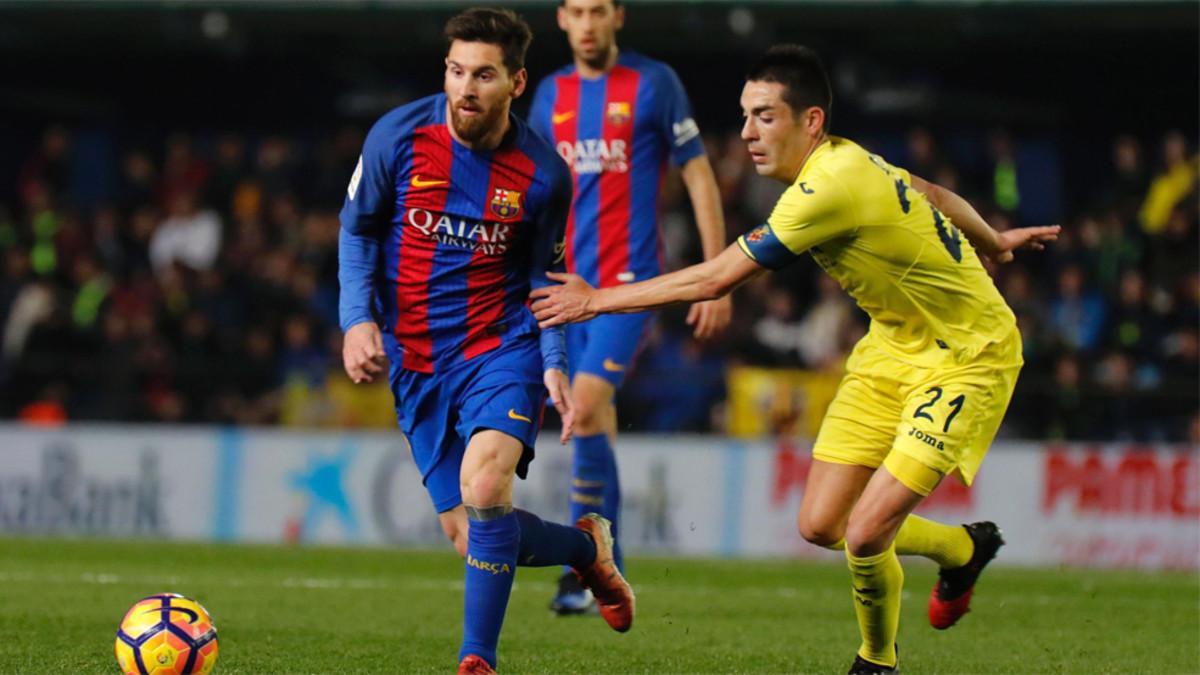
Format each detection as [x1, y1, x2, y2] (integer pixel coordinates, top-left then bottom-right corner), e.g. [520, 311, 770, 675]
[679, 155, 733, 340]
[909, 174, 1060, 263]
[531, 242, 764, 327]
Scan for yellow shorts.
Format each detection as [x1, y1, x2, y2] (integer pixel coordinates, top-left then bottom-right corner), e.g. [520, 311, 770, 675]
[812, 331, 1022, 495]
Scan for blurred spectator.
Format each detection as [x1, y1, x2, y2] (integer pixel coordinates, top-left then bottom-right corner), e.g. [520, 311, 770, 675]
[149, 190, 222, 273]
[160, 134, 210, 209]
[905, 127, 947, 181]
[0, 123, 1194, 440]
[1139, 131, 1198, 234]
[1049, 264, 1107, 353]
[795, 275, 856, 370]
[987, 129, 1020, 213]
[18, 126, 72, 205]
[1102, 135, 1149, 221]
[750, 285, 804, 367]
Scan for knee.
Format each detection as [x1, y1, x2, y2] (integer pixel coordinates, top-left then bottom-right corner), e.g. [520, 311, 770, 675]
[573, 399, 608, 435]
[462, 469, 507, 507]
[797, 512, 845, 549]
[844, 518, 889, 557]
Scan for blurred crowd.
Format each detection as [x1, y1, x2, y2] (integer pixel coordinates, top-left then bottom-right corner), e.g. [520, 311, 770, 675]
[1, 123, 1196, 441]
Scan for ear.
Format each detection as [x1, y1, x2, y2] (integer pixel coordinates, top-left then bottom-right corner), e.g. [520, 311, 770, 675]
[613, 4, 626, 30]
[557, 5, 569, 31]
[805, 106, 826, 136]
[511, 68, 528, 99]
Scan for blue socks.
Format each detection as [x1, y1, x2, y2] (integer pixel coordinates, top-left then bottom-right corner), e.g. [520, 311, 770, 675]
[460, 511, 519, 668]
[568, 433, 623, 573]
[514, 509, 595, 569]
[603, 446, 623, 570]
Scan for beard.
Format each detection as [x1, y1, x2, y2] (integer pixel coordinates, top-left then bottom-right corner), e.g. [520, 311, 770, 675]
[577, 40, 613, 72]
[449, 99, 506, 144]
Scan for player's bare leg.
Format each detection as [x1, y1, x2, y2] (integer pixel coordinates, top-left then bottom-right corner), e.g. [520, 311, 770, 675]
[799, 458, 986, 608]
[439, 506, 469, 558]
[797, 460, 874, 549]
[552, 372, 619, 615]
[841, 465, 928, 674]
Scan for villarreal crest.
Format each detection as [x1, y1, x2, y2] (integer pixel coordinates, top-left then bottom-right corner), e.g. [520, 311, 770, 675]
[490, 188, 522, 219]
[745, 224, 770, 242]
[606, 101, 631, 126]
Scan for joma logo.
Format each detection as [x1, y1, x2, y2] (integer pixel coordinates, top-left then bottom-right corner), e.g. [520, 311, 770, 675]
[908, 426, 946, 451]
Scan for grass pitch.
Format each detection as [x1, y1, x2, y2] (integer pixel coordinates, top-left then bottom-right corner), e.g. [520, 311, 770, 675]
[0, 537, 1195, 674]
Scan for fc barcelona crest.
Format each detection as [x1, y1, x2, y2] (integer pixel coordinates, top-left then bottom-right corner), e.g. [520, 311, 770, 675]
[606, 101, 631, 126]
[490, 188, 522, 219]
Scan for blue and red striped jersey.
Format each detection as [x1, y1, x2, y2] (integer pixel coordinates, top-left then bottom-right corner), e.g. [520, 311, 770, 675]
[528, 51, 705, 288]
[339, 93, 571, 374]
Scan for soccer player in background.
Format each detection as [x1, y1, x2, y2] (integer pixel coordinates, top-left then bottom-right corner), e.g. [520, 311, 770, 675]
[532, 45, 1060, 673]
[338, 9, 634, 674]
[527, 0, 731, 614]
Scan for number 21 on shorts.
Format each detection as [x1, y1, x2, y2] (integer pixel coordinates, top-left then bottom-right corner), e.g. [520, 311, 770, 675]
[912, 386, 966, 433]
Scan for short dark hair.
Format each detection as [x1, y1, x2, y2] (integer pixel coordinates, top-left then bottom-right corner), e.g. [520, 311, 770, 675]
[444, 8, 533, 74]
[559, 0, 623, 7]
[746, 45, 832, 130]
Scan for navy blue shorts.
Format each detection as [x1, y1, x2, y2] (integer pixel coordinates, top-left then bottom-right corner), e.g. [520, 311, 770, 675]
[391, 337, 546, 514]
[565, 311, 654, 387]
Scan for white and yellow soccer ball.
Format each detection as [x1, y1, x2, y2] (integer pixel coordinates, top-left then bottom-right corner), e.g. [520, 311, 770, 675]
[114, 593, 219, 675]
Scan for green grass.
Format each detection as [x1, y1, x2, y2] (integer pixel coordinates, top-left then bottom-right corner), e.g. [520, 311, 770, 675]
[0, 537, 1196, 674]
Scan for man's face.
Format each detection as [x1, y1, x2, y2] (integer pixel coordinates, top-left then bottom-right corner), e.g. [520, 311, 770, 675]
[739, 80, 814, 183]
[558, 0, 623, 69]
[444, 41, 526, 144]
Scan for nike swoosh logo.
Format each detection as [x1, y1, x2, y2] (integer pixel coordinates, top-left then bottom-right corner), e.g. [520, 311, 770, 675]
[508, 409, 531, 423]
[602, 359, 626, 373]
[410, 175, 448, 188]
[551, 111, 576, 124]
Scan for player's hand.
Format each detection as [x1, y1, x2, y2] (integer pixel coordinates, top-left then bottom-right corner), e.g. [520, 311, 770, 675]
[686, 295, 732, 341]
[342, 321, 388, 384]
[543, 368, 574, 444]
[988, 225, 1061, 264]
[530, 272, 598, 328]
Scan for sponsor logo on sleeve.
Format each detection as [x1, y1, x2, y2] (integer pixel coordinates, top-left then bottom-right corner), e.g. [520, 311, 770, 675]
[347, 155, 363, 200]
[672, 118, 700, 146]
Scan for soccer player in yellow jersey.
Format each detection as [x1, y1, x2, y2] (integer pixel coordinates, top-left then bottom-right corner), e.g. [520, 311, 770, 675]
[532, 44, 1060, 673]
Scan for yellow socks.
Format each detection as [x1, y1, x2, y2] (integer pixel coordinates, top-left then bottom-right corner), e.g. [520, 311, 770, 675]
[815, 515, 971, 570]
[894, 514, 973, 568]
[846, 543, 902, 668]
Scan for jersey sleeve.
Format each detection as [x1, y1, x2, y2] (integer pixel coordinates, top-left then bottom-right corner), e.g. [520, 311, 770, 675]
[653, 65, 705, 166]
[527, 77, 556, 145]
[736, 173, 855, 270]
[530, 161, 572, 372]
[530, 162, 571, 289]
[337, 116, 398, 331]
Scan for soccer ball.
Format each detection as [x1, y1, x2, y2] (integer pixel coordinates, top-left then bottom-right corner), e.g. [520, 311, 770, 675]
[114, 593, 219, 675]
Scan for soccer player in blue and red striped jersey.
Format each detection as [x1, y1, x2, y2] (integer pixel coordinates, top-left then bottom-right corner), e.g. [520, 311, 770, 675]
[528, 0, 731, 614]
[338, 9, 634, 674]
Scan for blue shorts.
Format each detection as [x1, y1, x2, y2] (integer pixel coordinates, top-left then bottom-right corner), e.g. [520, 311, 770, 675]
[565, 311, 653, 387]
[391, 337, 546, 513]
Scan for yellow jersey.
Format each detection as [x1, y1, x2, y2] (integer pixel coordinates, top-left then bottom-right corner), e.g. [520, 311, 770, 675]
[737, 136, 1017, 368]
